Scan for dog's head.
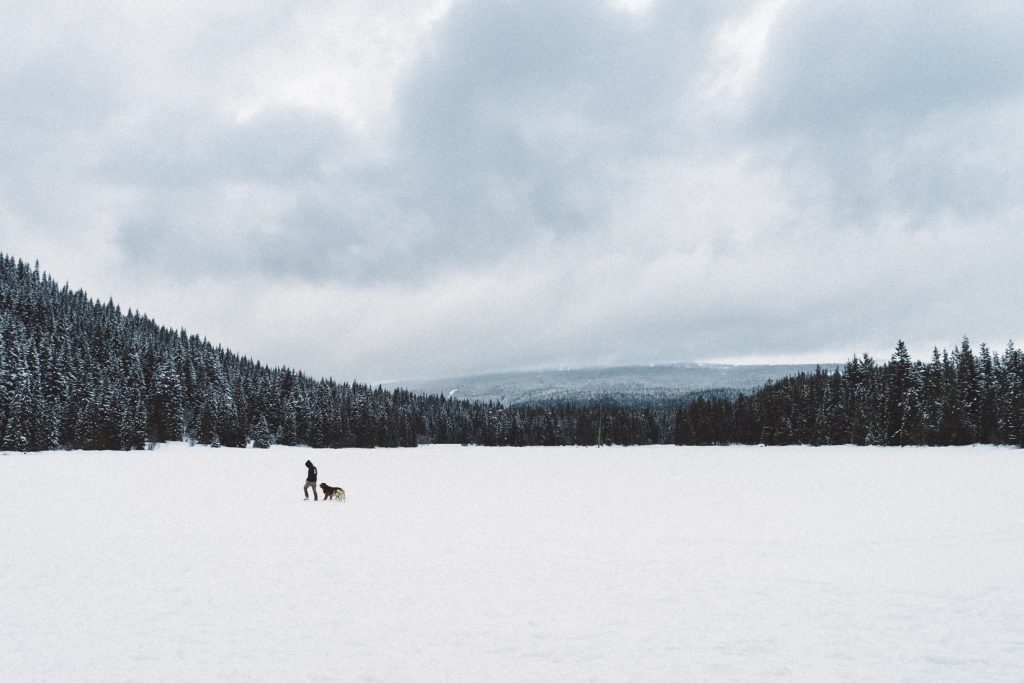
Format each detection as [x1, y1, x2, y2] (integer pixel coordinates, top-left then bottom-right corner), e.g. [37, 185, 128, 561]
[319, 483, 329, 491]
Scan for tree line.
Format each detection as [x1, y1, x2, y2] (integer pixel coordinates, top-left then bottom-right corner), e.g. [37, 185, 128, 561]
[673, 339, 1024, 447]
[1, 255, 1021, 450]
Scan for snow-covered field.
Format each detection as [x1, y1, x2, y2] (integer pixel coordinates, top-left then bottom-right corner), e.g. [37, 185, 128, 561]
[3, 444, 1024, 681]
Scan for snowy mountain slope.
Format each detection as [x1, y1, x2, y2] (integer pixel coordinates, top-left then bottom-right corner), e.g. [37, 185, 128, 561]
[391, 362, 836, 404]
[3, 443, 1024, 681]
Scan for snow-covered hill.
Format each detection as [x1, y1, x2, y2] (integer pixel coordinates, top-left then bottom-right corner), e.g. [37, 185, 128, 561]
[3, 443, 1023, 680]
[391, 362, 836, 404]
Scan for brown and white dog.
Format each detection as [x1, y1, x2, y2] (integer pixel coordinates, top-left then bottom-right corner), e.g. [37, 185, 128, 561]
[319, 482, 346, 501]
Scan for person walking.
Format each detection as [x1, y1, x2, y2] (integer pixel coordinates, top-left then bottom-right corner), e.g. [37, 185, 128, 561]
[304, 460, 318, 500]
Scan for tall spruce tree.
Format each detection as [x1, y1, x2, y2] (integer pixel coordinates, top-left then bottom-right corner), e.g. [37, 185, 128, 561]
[885, 341, 921, 445]
[954, 337, 980, 444]
[977, 343, 998, 443]
[252, 414, 272, 448]
[2, 338, 32, 451]
[151, 359, 185, 442]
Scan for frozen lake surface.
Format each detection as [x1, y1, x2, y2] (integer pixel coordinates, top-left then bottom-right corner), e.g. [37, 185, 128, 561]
[3, 443, 1024, 681]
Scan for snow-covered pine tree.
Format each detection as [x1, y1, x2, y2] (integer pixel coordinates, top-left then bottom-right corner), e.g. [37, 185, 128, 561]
[278, 399, 298, 446]
[953, 337, 980, 444]
[252, 413, 272, 448]
[119, 354, 149, 450]
[27, 343, 57, 450]
[885, 340, 922, 446]
[151, 358, 185, 442]
[998, 341, 1024, 446]
[921, 348, 946, 445]
[1, 337, 31, 451]
[977, 343, 998, 443]
[0, 320, 11, 447]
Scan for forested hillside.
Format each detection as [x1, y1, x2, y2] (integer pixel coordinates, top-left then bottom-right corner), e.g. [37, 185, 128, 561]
[2, 255, 1021, 451]
[0, 256, 666, 450]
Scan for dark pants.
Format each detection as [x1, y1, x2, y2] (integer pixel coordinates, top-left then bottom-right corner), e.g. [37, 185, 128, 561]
[304, 480, 318, 500]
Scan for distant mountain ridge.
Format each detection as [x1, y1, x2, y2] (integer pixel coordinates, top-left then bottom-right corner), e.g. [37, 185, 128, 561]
[390, 362, 838, 405]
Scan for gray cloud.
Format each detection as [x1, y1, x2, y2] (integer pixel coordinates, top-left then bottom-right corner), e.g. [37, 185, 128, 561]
[105, 0, 751, 284]
[389, 0, 743, 241]
[2, 0, 1023, 380]
[745, 1, 1024, 221]
[753, 2, 1024, 132]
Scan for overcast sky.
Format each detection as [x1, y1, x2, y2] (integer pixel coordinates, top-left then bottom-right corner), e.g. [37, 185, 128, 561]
[3, 0, 1023, 382]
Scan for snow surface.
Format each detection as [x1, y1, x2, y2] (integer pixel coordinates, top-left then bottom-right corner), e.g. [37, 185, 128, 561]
[3, 443, 1024, 681]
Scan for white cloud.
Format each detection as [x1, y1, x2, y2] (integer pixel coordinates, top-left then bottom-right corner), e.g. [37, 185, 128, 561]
[605, 0, 657, 17]
[703, 0, 789, 108]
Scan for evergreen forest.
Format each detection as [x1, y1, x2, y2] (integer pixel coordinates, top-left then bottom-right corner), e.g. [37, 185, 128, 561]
[1, 255, 1021, 451]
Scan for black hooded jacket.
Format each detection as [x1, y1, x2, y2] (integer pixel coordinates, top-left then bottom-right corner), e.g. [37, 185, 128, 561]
[305, 461, 317, 482]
